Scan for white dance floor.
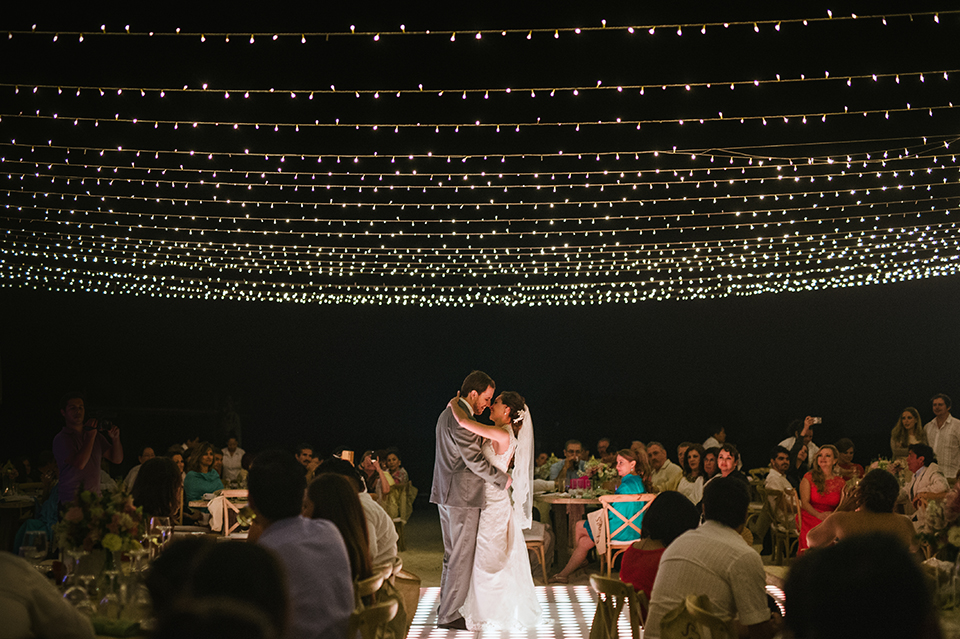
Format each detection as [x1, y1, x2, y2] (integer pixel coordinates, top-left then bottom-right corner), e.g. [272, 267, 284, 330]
[407, 585, 632, 639]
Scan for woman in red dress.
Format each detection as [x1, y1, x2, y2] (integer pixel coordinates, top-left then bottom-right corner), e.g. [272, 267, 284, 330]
[799, 444, 846, 552]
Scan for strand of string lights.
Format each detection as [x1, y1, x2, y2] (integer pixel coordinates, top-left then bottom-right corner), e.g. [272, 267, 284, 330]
[4, 69, 954, 97]
[5, 10, 954, 39]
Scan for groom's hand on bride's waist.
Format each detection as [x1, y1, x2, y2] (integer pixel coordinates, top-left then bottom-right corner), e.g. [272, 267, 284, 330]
[505, 475, 512, 490]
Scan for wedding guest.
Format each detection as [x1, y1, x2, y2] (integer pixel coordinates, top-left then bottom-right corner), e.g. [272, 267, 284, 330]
[645, 478, 780, 639]
[702, 447, 720, 480]
[630, 441, 647, 458]
[924, 393, 960, 478]
[703, 426, 726, 450]
[222, 437, 245, 484]
[799, 444, 847, 553]
[550, 449, 652, 583]
[891, 406, 927, 462]
[236, 453, 253, 488]
[897, 443, 950, 531]
[170, 451, 186, 479]
[384, 448, 409, 487]
[676, 444, 705, 504]
[53, 391, 123, 504]
[835, 437, 865, 479]
[535, 452, 549, 468]
[750, 446, 796, 546]
[123, 446, 156, 492]
[807, 469, 916, 550]
[548, 439, 586, 485]
[248, 450, 353, 639]
[0, 552, 95, 639]
[780, 416, 819, 463]
[132, 456, 183, 519]
[600, 443, 618, 465]
[316, 457, 399, 566]
[647, 441, 682, 492]
[295, 443, 321, 483]
[303, 473, 373, 582]
[785, 534, 939, 639]
[619, 491, 701, 599]
[13, 454, 39, 483]
[704, 444, 749, 487]
[358, 450, 393, 502]
[676, 442, 694, 467]
[213, 451, 224, 479]
[183, 442, 224, 504]
[597, 437, 612, 458]
[99, 458, 118, 494]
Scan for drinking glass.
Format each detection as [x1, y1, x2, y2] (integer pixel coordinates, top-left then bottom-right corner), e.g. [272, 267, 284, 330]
[99, 568, 122, 619]
[148, 516, 172, 555]
[20, 530, 48, 571]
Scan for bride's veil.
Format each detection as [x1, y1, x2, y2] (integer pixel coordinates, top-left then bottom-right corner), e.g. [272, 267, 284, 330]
[512, 404, 535, 529]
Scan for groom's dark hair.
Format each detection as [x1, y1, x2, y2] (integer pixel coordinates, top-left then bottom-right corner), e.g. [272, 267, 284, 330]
[461, 370, 495, 397]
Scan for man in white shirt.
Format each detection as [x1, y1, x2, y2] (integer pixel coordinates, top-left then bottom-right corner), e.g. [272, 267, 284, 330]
[751, 446, 795, 544]
[897, 444, 950, 531]
[548, 439, 586, 484]
[646, 477, 779, 639]
[703, 426, 726, 450]
[924, 393, 960, 478]
[221, 437, 245, 483]
[648, 441, 682, 492]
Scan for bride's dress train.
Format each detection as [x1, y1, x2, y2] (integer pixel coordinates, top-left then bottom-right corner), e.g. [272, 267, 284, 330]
[459, 425, 543, 630]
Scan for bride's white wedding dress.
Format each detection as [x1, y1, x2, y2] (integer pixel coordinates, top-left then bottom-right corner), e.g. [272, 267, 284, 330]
[460, 425, 543, 630]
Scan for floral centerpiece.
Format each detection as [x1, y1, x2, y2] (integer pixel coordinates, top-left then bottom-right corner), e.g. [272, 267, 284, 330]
[580, 458, 618, 484]
[868, 457, 908, 486]
[54, 484, 145, 553]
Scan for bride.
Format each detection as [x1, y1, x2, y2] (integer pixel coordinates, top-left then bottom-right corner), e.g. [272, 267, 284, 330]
[448, 391, 543, 630]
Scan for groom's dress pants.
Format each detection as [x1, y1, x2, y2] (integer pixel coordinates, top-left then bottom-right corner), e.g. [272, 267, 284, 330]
[437, 504, 481, 624]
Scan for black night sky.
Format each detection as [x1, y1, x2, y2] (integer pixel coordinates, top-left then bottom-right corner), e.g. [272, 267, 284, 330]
[1, 2, 958, 490]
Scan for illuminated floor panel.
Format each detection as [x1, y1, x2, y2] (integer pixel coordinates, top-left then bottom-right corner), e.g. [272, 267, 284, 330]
[407, 585, 638, 639]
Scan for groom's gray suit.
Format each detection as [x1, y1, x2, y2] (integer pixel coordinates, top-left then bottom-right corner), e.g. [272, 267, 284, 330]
[430, 398, 509, 625]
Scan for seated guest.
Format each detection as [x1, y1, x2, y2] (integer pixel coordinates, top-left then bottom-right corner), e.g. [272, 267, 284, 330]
[704, 443, 749, 487]
[807, 469, 916, 550]
[799, 444, 847, 553]
[170, 451, 185, 479]
[645, 477, 780, 639]
[630, 440, 646, 458]
[13, 453, 39, 483]
[676, 442, 694, 467]
[0, 552, 95, 638]
[295, 443, 321, 483]
[550, 449, 652, 583]
[248, 450, 353, 639]
[834, 437, 864, 479]
[750, 446, 795, 544]
[382, 448, 416, 519]
[897, 443, 950, 531]
[647, 441, 682, 492]
[221, 437, 245, 484]
[785, 534, 939, 639]
[236, 452, 253, 488]
[123, 446, 156, 492]
[703, 426, 726, 450]
[384, 448, 409, 487]
[303, 473, 373, 582]
[54, 391, 123, 504]
[183, 442, 224, 503]
[147, 537, 288, 638]
[600, 443, 618, 465]
[786, 439, 810, 489]
[549, 439, 586, 486]
[213, 451, 224, 479]
[619, 491, 700, 599]
[597, 437, 612, 459]
[358, 450, 393, 502]
[676, 444, 705, 504]
[316, 457, 399, 566]
[780, 416, 819, 462]
[702, 446, 720, 480]
[132, 457, 183, 519]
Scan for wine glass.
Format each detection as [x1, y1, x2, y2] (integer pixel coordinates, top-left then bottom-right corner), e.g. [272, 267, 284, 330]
[99, 567, 122, 619]
[20, 530, 48, 571]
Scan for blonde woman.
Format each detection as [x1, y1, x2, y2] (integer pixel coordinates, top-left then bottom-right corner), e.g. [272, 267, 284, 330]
[799, 445, 846, 553]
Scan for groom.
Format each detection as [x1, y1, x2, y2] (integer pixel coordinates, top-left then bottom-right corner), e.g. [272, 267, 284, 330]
[430, 370, 512, 629]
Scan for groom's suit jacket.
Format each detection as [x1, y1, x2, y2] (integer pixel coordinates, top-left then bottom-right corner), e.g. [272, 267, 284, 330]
[430, 399, 509, 508]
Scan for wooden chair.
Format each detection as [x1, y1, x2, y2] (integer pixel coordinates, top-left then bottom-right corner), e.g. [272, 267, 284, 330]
[220, 489, 248, 537]
[769, 488, 801, 564]
[598, 493, 656, 576]
[348, 599, 399, 639]
[588, 574, 647, 639]
[355, 572, 386, 602]
[659, 594, 737, 639]
[523, 525, 548, 585]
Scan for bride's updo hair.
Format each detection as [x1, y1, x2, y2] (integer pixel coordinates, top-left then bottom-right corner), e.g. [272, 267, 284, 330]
[497, 391, 526, 425]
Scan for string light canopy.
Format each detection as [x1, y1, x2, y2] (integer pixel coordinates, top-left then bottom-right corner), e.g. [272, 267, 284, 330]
[1, 7, 958, 306]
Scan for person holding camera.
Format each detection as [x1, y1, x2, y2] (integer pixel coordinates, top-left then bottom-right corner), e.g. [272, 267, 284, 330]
[53, 392, 123, 505]
[358, 450, 392, 502]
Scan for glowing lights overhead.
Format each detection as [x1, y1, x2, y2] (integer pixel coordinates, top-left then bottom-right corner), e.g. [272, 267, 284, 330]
[2, 8, 959, 306]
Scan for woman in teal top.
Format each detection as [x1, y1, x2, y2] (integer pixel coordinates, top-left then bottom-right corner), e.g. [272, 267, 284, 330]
[183, 441, 224, 503]
[550, 448, 652, 583]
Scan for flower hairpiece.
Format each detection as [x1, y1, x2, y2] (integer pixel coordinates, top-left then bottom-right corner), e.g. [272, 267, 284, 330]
[514, 408, 527, 424]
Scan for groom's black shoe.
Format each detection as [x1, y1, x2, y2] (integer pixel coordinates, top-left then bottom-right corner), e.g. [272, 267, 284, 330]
[437, 617, 468, 630]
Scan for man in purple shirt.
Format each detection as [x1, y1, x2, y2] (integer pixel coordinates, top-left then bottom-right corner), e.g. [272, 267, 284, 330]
[52, 392, 123, 504]
[248, 450, 354, 639]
